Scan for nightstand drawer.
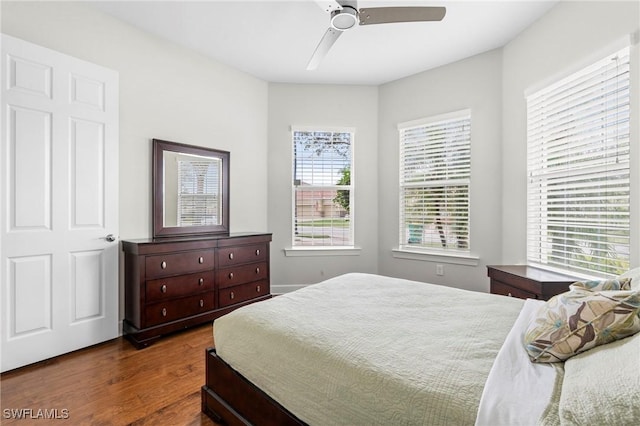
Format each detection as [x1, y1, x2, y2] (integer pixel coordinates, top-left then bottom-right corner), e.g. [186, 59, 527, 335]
[491, 281, 537, 299]
[146, 271, 214, 302]
[145, 292, 215, 327]
[218, 280, 269, 308]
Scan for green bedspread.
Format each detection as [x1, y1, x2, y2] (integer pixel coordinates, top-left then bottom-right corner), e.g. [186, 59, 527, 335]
[214, 273, 523, 425]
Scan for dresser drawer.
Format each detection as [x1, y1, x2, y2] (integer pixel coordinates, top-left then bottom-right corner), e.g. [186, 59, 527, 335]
[146, 271, 214, 302]
[219, 280, 269, 308]
[217, 262, 268, 289]
[144, 292, 215, 327]
[491, 281, 537, 300]
[145, 249, 214, 278]
[217, 244, 267, 268]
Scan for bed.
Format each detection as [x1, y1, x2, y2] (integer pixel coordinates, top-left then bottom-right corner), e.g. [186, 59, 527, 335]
[201, 272, 640, 425]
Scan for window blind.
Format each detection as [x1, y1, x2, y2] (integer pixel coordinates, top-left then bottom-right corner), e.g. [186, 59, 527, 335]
[527, 46, 630, 276]
[398, 110, 471, 252]
[177, 159, 221, 226]
[292, 129, 353, 247]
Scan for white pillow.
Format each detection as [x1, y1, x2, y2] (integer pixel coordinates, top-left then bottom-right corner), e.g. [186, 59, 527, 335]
[559, 333, 640, 425]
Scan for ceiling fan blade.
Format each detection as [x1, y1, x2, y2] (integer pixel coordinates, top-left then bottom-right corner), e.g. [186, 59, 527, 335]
[359, 7, 446, 25]
[306, 27, 343, 70]
[313, 0, 343, 13]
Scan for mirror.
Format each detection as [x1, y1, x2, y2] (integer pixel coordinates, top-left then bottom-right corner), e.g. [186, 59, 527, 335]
[153, 139, 229, 238]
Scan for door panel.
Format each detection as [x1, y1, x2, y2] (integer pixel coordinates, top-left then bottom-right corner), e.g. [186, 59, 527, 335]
[9, 106, 52, 230]
[8, 54, 52, 99]
[1, 34, 119, 372]
[70, 250, 103, 322]
[70, 118, 105, 228]
[9, 255, 52, 336]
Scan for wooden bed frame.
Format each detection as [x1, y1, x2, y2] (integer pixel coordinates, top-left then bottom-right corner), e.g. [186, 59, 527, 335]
[201, 347, 306, 425]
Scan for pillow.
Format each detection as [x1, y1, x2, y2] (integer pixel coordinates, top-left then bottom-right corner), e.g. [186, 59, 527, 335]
[558, 332, 640, 425]
[619, 267, 640, 290]
[524, 288, 640, 363]
[569, 277, 631, 292]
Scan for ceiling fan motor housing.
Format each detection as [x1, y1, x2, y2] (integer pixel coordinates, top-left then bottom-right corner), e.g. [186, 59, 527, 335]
[331, 6, 358, 31]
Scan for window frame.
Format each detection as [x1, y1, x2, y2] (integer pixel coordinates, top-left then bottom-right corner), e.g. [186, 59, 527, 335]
[289, 126, 356, 251]
[397, 109, 472, 257]
[526, 46, 631, 277]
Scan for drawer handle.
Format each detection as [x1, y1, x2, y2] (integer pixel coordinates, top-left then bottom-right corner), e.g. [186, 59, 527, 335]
[199, 299, 204, 308]
[255, 249, 260, 256]
[256, 267, 260, 274]
[198, 256, 204, 264]
[161, 261, 167, 269]
[230, 291, 235, 300]
[161, 284, 167, 293]
[199, 278, 204, 285]
[256, 285, 261, 293]
[229, 252, 234, 260]
[228, 272, 234, 280]
[162, 308, 167, 317]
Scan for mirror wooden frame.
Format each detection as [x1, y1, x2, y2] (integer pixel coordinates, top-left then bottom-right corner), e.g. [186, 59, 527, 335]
[152, 139, 230, 238]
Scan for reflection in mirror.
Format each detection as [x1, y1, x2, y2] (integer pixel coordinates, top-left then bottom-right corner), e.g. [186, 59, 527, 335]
[153, 139, 229, 238]
[163, 151, 222, 227]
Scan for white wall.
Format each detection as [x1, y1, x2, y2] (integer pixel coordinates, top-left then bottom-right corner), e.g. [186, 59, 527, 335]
[376, 1, 639, 292]
[501, 0, 640, 266]
[377, 49, 503, 292]
[267, 84, 379, 292]
[1, 1, 269, 319]
[3, 1, 638, 297]
[1, 1, 269, 240]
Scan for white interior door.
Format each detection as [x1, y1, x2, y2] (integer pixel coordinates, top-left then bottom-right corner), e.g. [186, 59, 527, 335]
[1, 34, 119, 372]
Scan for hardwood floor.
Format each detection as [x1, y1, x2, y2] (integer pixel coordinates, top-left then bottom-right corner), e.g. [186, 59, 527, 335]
[1, 324, 220, 425]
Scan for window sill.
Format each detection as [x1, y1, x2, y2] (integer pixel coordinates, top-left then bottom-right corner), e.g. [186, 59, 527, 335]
[392, 248, 479, 266]
[284, 247, 361, 257]
[526, 263, 605, 280]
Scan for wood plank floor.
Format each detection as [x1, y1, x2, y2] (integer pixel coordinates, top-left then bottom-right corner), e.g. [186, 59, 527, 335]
[0, 324, 220, 425]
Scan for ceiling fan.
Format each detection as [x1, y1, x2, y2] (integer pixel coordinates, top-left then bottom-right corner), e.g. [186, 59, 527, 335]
[307, 0, 446, 70]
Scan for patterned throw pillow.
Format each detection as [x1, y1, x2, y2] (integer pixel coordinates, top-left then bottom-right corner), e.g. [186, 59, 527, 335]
[524, 288, 640, 363]
[619, 267, 640, 290]
[570, 278, 632, 292]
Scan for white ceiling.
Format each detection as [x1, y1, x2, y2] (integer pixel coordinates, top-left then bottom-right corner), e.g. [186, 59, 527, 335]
[91, 0, 558, 85]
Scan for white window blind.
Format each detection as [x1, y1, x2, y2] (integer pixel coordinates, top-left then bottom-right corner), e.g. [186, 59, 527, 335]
[527, 46, 630, 277]
[398, 110, 471, 252]
[292, 129, 353, 247]
[177, 159, 222, 226]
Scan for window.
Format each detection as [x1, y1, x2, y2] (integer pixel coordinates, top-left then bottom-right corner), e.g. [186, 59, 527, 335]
[292, 128, 354, 247]
[177, 158, 222, 226]
[398, 110, 471, 253]
[527, 46, 630, 277]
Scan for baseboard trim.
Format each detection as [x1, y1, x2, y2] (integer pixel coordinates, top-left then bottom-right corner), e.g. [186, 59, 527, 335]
[271, 284, 308, 294]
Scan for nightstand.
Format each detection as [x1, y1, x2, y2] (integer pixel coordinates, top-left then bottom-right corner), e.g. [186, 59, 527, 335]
[487, 265, 579, 301]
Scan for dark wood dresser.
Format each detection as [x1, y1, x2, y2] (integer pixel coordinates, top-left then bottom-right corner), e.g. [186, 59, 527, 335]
[122, 232, 271, 348]
[487, 265, 579, 301]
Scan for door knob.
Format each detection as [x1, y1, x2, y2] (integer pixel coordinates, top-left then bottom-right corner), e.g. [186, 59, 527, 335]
[105, 234, 116, 242]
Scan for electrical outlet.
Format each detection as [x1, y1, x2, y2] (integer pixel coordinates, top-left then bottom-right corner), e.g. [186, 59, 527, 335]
[436, 264, 444, 276]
